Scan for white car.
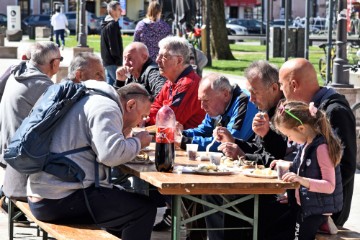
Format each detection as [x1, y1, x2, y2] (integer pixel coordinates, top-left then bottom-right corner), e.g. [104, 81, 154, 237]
[226, 23, 248, 35]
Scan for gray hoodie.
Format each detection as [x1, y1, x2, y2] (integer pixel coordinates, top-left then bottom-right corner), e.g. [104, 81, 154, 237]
[28, 80, 141, 199]
[0, 61, 53, 198]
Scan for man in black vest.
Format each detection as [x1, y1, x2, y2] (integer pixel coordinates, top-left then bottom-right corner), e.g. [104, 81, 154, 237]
[114, 42, 166, 98]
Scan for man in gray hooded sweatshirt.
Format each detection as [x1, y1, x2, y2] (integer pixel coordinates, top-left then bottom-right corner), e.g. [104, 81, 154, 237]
[0, 41, 61, 200]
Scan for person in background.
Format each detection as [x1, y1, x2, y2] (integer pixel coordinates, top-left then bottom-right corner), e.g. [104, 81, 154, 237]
[134, 0, 172, 62]
[27, 83, 156, 240]
[148, 36, 205, 129]
[65, 52, 105, 83]
[51, 6, 68, 50]
[0, 42, 60, 202]
[115, 42, 166, 98]
[268, 100, 343, 240]
[177, 73, 257, 152]
[279, 58, 356, 230]
[100, 1, 123, 86]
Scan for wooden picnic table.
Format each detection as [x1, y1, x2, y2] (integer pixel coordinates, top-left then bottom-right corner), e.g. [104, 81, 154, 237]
[119, 144, 299, 240]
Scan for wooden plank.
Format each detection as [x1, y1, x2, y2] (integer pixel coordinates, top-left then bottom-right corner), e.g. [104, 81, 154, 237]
[316, 227, 360, 239]
[14, 201, 118, 240]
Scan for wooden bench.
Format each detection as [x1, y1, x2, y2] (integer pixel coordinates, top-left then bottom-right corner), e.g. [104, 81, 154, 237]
[9, 200, 119, 240]
[316, 228, 360, 239]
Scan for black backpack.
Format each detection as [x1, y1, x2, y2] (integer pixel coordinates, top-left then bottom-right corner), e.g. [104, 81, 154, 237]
[3, 80, 112, 183]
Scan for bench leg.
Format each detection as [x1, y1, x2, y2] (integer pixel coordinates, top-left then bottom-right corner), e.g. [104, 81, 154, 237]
[8, 199, 14, 240]
[42, 228, 48, 240]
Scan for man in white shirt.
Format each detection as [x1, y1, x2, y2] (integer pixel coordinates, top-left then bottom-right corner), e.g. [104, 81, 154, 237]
[51, 7, 68, 50]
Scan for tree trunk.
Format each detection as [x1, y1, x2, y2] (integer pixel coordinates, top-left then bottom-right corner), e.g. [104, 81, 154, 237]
[209, 0, 235, 60]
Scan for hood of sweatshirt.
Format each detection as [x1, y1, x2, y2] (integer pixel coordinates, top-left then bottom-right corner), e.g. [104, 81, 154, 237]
[101, 15, 117, 29]
[12, 61, 50, 82]
[82, 80, 121, 108]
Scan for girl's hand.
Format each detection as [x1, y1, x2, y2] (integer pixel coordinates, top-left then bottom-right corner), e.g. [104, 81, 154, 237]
[276, 193, 288, 204]
[218, 142, 245, 159]
[252, 112, 270, 138]
[281, 172, 310, 188]
[214, 127, 234, 143]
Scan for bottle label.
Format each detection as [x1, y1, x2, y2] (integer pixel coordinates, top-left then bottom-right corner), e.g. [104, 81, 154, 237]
[156, 127, 174, 143]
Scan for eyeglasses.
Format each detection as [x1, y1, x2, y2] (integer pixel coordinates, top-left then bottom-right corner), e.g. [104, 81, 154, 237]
[50, 56, 63, 63]
[156, 54, 181, 61]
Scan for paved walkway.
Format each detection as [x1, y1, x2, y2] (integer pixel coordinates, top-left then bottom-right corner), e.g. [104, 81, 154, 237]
[0, 36, 359, 239]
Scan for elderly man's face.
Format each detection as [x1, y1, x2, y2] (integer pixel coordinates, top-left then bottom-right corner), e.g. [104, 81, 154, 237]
[246, 76, 277, 111]
[156, 48, 181, 80]
[279, 69, 294, 100]
[198, 84, 229, 117]
[123, 48, 145, 77]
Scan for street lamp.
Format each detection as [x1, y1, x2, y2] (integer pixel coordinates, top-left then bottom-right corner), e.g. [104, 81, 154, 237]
[77, 0, 88, 47]
[50, 0, 54, 42]
[331, 0, 352, 87]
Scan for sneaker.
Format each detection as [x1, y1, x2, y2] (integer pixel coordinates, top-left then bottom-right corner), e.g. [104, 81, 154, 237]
[318, 216, 338, 235]
[153, 208, 171, 231]
[0, 196, 7, 214]
[61, 45, 64, 51]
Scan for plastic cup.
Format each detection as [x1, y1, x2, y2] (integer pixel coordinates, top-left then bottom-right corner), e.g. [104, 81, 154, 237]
[186, 144, 198, 161]
[277, 162, 289, 180]
[209, 152, 223, 165]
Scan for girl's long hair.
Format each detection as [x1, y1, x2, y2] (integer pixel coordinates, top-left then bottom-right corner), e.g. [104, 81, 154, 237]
[273, 100, 343, 166]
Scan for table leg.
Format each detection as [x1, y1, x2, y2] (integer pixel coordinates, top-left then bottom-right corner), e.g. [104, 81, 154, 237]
[253, 194, 259, 240]
[171, 195, 181, 240]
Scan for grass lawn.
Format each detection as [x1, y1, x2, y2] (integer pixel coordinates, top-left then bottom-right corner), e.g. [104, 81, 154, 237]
[65, 34, 326, 85]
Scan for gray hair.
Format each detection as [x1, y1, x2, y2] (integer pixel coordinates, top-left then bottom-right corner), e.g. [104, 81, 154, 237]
[30, 42, 59, 65]
[107, 1, 120, 14]
[201, 73, 233, 92]
[158, 36, 190, 64]
[67, 52, 102, 80]
[244, 60, 279, 86]
[118, 83, 154, 103]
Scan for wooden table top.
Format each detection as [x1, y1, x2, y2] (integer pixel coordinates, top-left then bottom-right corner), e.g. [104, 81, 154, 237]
[119, 145, 299, 195]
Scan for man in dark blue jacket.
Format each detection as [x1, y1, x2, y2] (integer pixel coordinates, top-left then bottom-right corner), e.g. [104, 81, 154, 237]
[100, 1, 123, 86]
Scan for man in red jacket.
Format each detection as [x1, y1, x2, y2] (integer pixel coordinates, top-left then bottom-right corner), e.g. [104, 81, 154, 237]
[148, 36, 205, 130]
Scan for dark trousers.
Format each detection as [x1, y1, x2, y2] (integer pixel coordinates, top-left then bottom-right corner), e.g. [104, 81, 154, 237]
[54, 29, 65, 47]
[265, 204, 326, 240]
[29, 186, 156, 240]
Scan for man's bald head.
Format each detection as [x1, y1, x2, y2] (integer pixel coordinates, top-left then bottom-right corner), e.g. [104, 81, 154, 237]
[279, 58, 320, 103]
[124, 42, 149, 57]
[123, 42, 150, 79]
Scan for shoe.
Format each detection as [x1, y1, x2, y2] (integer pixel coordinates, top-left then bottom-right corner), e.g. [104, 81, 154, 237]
[0, 196, 7, 214]
[318, 216, 338, 235]
[153, 208, 171, 231]
[61, 45, 64, 50]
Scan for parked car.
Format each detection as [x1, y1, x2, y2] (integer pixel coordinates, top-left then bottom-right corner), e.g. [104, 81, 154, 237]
[21, 14, 51, 34]
[227, 18, 265, 34]
[65, 11, 100, 34]
[226, 23, 248, 35]
[97, 15, 136, 33]
[0, 13, 7, 28]
[271, 19, 293, 28]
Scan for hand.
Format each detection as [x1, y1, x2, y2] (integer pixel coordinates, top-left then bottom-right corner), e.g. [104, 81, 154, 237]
[175, 122, 184, 132]
[134, 131, 152, 149]
[269, 159, 291, 170]
[281, 172, 309, 188]
[116, 66, 130, 81]
[252, 112, 270, 138]
[276, 193, 288, 204]
[214, 127, 234, 143]
[217, 142, 245, 159]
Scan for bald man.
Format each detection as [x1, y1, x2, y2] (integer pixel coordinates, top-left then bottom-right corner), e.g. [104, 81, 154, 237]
[279, 58, 356, 227]
[114, 42, 166, 98]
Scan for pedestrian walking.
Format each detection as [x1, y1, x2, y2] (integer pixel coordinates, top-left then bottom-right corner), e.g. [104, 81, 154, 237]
[51, 7, 68, 50]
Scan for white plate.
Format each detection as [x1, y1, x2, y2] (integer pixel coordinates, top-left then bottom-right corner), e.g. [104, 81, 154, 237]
[242, 169, 277, 179]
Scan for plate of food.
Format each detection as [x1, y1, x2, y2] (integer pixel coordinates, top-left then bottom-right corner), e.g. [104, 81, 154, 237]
[243, 168, 277, 179]
[193, 163, 236, 176]
[130, 151, 154, 164]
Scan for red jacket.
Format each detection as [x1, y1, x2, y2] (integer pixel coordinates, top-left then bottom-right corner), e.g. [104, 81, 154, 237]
[149, 67, 205, 129]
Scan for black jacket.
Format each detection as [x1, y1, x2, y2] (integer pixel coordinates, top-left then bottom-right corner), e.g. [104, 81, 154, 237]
[113, 58, 165, 98]
[234, 103, 288, 167]
[100, 16, 123, 67]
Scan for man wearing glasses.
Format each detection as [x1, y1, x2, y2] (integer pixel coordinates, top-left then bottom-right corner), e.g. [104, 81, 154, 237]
[0, 42, 60, 202]
[148, 36, 205, 130]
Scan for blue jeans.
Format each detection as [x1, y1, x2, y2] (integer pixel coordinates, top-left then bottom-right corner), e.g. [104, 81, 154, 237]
[54, 29, 65, 47]
[105, 65, 117, 86]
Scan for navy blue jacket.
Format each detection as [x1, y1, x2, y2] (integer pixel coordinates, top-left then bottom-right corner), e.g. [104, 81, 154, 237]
[181, 85, 257, 151]
[290, 135, 343, 217]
